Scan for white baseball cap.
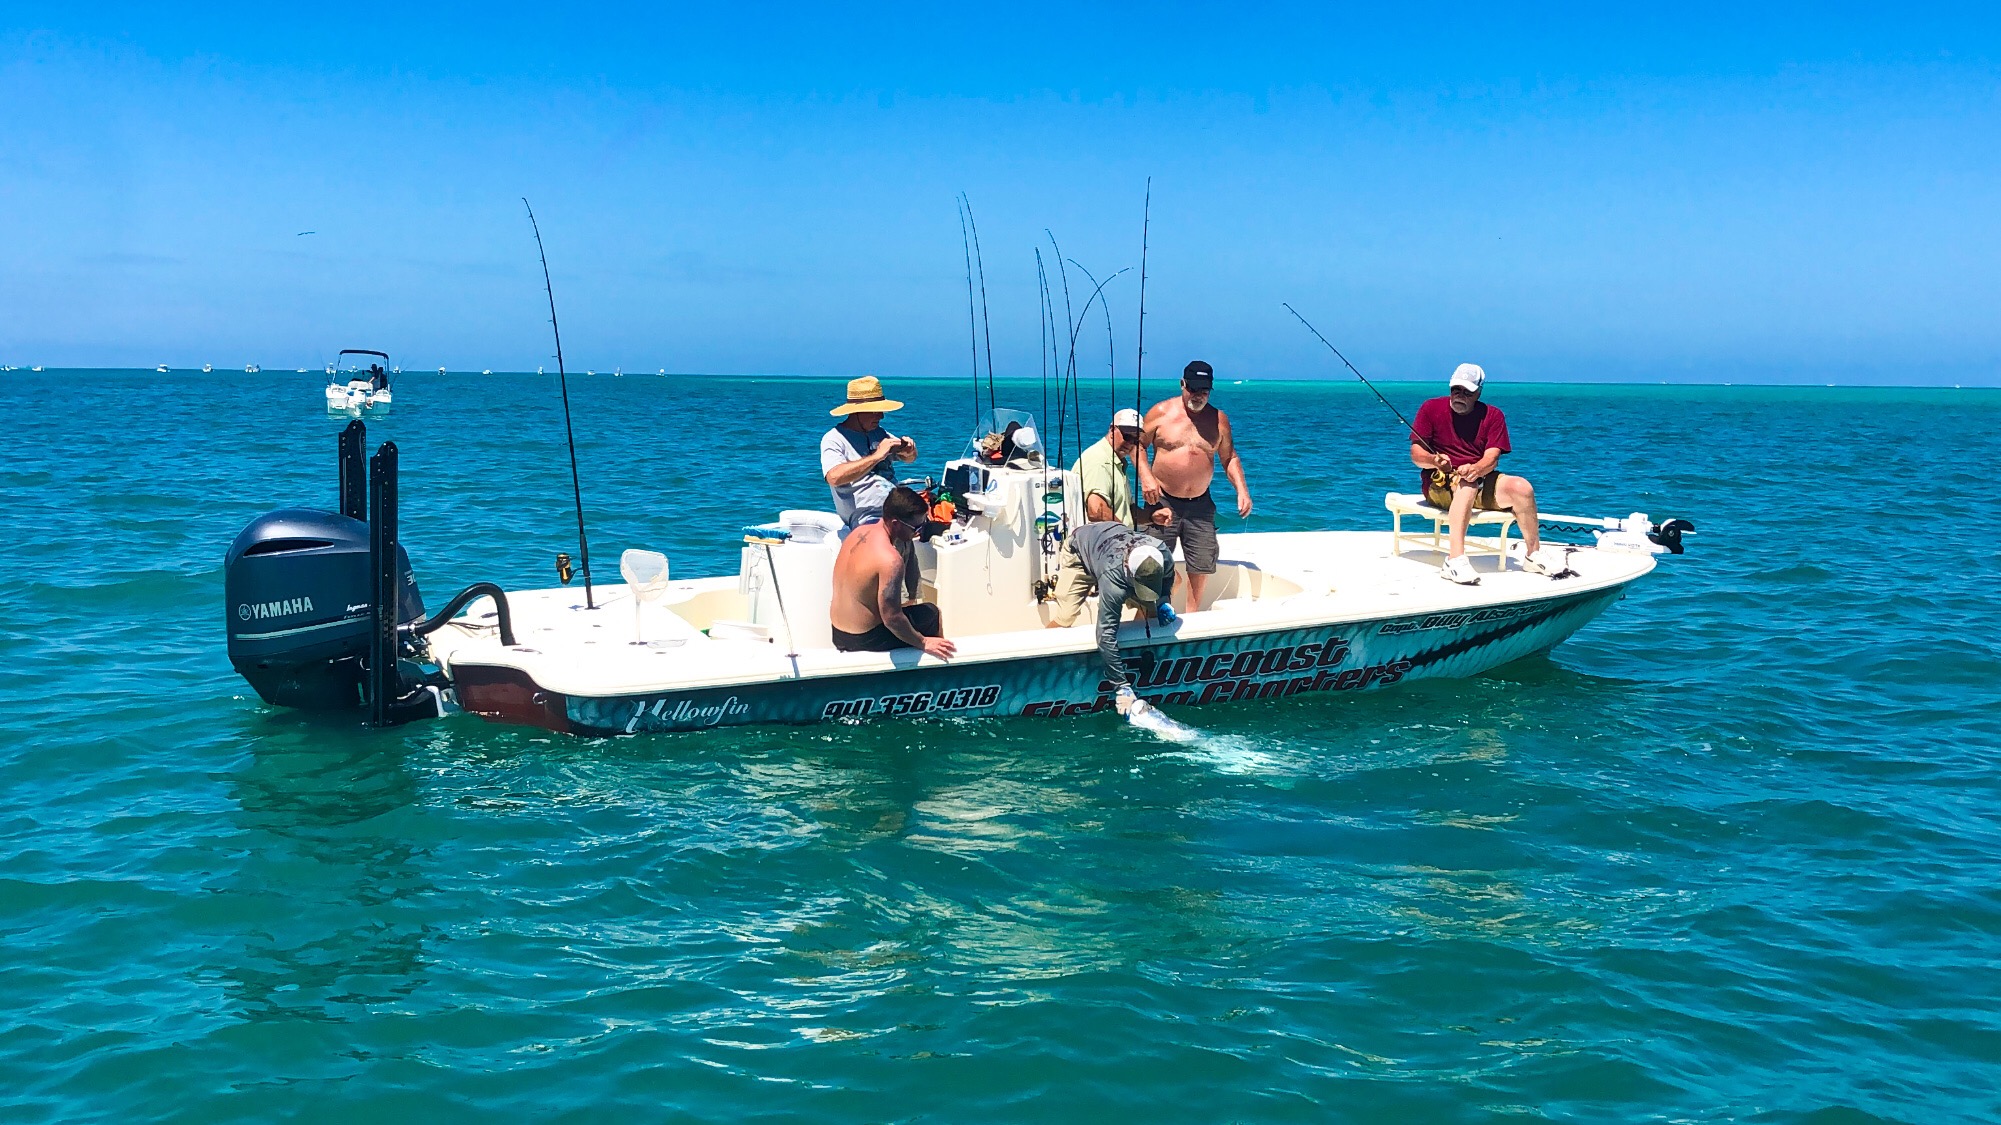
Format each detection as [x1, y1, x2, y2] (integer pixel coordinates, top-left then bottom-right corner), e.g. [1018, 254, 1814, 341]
[1450, 363, 1486, 392]
[1125, 541, 1168, 604]
[1111, 408, 1142, 429]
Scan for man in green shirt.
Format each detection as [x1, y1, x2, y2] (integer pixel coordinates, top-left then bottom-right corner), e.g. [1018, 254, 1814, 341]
[1071, 408, 1144, 528]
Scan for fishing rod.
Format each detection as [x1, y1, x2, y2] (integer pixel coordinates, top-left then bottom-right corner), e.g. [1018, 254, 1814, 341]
[1036, 249, 1050, 447]
[1281, 302, 1437, 454]
[1134, 178, 1151, 419]
[957, 199, 981, 425]
[962, 194, 997, 416]
[1060, 260, 1130, 463]
[522, 198, 595, 609]
[1045, 231, 1079, 466]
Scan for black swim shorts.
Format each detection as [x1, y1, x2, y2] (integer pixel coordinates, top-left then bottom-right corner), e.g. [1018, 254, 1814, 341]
[1146, 490, 1219, 575]
[832, 603, 944, 652]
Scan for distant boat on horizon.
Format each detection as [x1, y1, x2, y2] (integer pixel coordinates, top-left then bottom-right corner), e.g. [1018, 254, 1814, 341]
[438, 366, 446, 374]
[202, 363, 213, 373]
[245, 364, 260, 373]
[482, 369, 492, 375]
[296, 368, 308, 373]
[30, 365, 42, 372]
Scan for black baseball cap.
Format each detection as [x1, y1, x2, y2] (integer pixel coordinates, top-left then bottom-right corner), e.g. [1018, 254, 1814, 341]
[1183, 360, 1214, 388]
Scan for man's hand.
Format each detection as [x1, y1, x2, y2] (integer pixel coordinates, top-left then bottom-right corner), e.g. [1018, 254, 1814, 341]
[1455, 464, 1487, 487]
[1235, 489, 1253, 518]
[1140, 477, 1162, 504]
[920, 636, 956, 660]
[1114, 686, 1137, 715]
[1432, 452, 1452, 471]
[1148, 505, 1173, 527]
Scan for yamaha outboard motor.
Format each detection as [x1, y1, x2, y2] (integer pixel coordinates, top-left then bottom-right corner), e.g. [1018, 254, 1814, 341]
[224, 508, 423, 709]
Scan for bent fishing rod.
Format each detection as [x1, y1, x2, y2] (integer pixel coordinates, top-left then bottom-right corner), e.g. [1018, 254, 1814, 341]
[523, 197, 596, 608]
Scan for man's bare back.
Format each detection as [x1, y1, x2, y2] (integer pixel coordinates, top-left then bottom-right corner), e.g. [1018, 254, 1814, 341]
[831, 523, 900, 633]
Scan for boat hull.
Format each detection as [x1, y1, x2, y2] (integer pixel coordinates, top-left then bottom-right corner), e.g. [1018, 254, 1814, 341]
[453, 584, 1626, 736]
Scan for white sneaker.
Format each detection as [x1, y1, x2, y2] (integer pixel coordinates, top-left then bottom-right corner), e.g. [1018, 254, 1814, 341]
[1440, 556, 1481, 585]
[1518, 546, 1563, 575]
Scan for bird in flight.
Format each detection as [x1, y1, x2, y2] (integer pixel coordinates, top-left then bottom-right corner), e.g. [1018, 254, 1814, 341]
[296, 231, 316, 236]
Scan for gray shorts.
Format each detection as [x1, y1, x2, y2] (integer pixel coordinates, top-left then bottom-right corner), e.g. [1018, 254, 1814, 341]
[1147, 490, 1219, 574]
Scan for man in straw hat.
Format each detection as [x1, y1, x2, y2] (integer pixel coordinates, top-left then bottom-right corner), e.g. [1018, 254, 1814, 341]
[1046, 519, 1176, 715]
[822, 375, 919, 528]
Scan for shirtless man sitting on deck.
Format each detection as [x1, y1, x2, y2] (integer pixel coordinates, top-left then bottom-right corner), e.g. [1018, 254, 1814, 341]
[1137, 360, 1253, 612]
[829, 487, 957, 658]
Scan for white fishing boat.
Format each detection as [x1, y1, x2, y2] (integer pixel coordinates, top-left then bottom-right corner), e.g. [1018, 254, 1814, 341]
[247, 364, 261, 374]
[156, 364, 169, 373]
[323, 348, 394, 413]
[203, 363, 213, 373]
[223, 412, 1692, 736]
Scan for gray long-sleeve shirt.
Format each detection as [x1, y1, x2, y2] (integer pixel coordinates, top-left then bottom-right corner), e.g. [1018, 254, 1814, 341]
[1067, 521, 1173, 689]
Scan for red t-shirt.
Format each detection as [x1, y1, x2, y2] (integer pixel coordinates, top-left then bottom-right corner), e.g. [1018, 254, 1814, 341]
[1411, 397, 1510, 488]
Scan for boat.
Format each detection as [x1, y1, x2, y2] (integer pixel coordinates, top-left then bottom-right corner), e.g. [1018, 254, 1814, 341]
[203, 363, 214, 373]
[438, 367, 447, 375]
[323, 348, 394, 413]
[29, 366, 42, 372]
[156, 364, 169, 373]
[222, 411, 1692, 736]
[247, 364, 261, 374]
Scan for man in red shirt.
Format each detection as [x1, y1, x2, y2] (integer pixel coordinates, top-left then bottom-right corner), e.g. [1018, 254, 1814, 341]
[1408, 363, 1559, 584]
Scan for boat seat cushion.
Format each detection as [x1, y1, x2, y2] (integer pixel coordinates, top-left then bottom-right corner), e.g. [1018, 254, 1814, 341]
[1383, 492, 1516, 524]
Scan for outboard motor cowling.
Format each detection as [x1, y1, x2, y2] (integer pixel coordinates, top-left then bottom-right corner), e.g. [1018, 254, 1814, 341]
[224, 507, 423, 709]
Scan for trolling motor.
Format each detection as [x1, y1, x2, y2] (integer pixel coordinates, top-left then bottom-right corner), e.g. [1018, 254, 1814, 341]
[1539, 512, 1697, 555]
[224, 420, 515, 727]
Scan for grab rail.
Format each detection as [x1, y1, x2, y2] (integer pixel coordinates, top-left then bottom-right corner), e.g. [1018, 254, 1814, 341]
[404, 582, 517, 647]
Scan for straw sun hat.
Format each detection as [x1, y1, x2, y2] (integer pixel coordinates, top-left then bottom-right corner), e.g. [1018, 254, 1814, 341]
[829, 376, 905, 417]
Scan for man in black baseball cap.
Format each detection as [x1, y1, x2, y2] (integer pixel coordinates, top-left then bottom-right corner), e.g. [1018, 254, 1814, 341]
[1134, 359, 1253, 613]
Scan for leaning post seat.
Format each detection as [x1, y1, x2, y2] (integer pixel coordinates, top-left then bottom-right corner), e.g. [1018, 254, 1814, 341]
[1384, 492, 1516, 569]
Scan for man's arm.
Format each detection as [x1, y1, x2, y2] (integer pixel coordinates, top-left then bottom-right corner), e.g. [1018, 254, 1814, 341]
[1216, 411, 1252, 517]
[1456, 448, 1503, 484]
[875, 565, 954, 659]
[891, 434, 918, 463]
[1412, 442, 1450, 471]
[1135, 406, 1164, 503]
[1085, 493, 1118, 523]
[824, 436, 903, 487]
[1093, 571, 1134, 688]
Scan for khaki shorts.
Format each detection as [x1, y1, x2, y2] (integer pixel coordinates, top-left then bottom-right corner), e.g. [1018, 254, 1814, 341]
[1049, 543, 1094, 628]
[1424, 469, 1501, 511]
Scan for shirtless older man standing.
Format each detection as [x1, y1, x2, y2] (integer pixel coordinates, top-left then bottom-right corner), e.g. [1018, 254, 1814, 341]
[1137, 360, 1252, 611]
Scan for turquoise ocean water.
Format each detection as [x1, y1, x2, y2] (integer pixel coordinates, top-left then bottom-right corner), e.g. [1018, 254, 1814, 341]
[4, 370, 1999, 1122]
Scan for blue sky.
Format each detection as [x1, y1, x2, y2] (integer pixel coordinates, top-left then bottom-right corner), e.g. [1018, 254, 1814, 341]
[2, 4, 1997, 384]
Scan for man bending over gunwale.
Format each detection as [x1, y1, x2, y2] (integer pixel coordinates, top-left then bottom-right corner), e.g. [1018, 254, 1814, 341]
[829, 487, 957, 658]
